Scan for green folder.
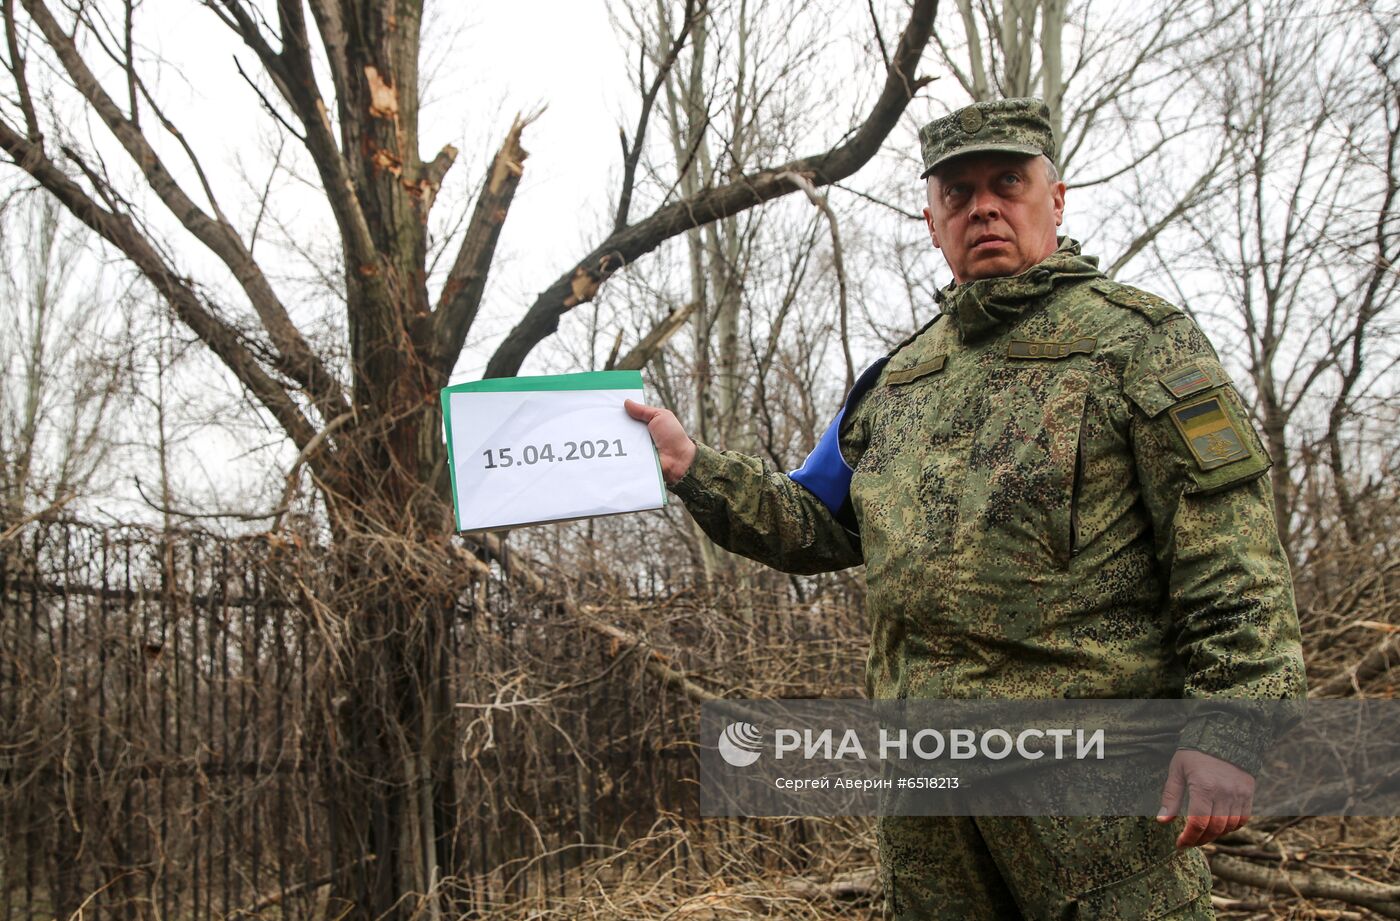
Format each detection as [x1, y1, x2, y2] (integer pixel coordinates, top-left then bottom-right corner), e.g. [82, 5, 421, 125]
[440, 370, 667, 531]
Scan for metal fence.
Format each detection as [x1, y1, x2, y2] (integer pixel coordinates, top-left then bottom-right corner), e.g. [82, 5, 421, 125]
[1, 523, 330, 919]
[0, 519, 865, 919]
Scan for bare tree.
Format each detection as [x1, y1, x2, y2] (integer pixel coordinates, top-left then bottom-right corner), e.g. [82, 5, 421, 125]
[1319, 23, 1400, 547]
[0, 0, 937, 914]
[917, 0, 1243, 277]
[594, 0, 893, 589]
[0, 194, 133, 531]
[1161, 0, 1399, 553]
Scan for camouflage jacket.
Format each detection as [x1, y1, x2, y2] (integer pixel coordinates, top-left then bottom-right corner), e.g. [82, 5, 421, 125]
[669, 238, 1307, 774]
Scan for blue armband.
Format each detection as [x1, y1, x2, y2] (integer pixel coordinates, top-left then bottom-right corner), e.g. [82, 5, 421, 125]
[788, 357, 887, 534]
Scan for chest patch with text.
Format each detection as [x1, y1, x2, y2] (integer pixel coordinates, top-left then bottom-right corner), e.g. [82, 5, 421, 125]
[1006, 337, 1096, 360]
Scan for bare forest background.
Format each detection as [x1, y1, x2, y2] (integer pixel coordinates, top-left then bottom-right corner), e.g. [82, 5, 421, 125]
[1, 0, 1398, 918]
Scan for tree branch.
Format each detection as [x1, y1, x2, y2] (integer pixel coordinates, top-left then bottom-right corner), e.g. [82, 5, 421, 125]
[1312, 633, 1400, 698]
[483, 0, 937, 380]
[605, 300, 698, 371]
[2, 0, 40, 140]
[1107, 144, 1226, 278]
[1208, 853, 1400, 918]
[614, 0, 699, 233]
[211, 0, 381, 284]
[0, 119, 321, 457]
[428, 113, 535, 373]
[22, 0, 349, 425]
[778, 170, 854, 392]
[469, 530, 717, 704]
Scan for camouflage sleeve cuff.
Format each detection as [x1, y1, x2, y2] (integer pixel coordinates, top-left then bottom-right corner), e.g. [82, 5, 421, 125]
[667, 440, 722, 505]
[1176, 709, 1274, 776]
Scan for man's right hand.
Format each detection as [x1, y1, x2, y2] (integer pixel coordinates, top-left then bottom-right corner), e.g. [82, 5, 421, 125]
[624, 399, 696, 485]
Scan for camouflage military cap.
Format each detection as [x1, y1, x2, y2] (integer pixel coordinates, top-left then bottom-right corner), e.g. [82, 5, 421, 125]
[919, 97, 1056, 179]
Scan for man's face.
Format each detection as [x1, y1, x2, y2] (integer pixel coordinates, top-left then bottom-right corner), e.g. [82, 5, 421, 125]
[923, 153, 1066, 284]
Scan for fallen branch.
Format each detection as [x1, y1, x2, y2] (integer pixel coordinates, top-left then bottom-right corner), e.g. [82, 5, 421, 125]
[775, 867, 880, 900]
[676, 869, 882, 915]
[577, 608, 718, 704]
[607, 301, 699, 371]
[243, 854, 376, 914]
[468, 532, 717, 704]
[1313, 634, 1400, 697]
[1209, 894, 1271, 912]
[1207, 852, 1400, 918]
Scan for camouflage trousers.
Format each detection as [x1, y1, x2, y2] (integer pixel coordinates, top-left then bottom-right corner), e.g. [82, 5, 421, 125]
[877, 814, 1215, 920]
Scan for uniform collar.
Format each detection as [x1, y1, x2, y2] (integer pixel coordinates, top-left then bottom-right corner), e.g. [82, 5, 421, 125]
[934, 237, 1103, 342]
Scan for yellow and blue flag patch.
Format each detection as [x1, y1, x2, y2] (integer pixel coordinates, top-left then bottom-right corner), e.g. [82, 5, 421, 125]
[1168, 393, 1250, 470]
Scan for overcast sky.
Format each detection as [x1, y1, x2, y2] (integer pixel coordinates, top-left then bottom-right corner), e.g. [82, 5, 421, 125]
[14, 0, 1222, 523]
[26, 0, 935, 520]
[123, 0, 946, 377]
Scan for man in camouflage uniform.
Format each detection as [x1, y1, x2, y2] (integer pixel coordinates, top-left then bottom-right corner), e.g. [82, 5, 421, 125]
[625, 98, 1307, 919]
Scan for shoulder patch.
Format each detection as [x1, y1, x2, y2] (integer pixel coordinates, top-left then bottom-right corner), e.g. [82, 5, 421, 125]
[1089, 279, 1183, 325]
[1157, 384, 1273, 494]
[1159, 361, 1216, 399]
[1168, 393, 1251, 470]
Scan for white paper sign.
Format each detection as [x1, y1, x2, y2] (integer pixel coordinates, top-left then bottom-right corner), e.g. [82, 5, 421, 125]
[441, 370, 667, 532]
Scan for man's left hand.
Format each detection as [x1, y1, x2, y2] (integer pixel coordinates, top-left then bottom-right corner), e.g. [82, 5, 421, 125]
[1156, 748, 1254, 848]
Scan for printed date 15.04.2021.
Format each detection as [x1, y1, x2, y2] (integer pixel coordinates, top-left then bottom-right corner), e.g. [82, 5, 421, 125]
[482, 439, 628, 469]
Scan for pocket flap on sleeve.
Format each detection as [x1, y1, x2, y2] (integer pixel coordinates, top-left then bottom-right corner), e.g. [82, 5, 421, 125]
[1125, 361, 1229, 418]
